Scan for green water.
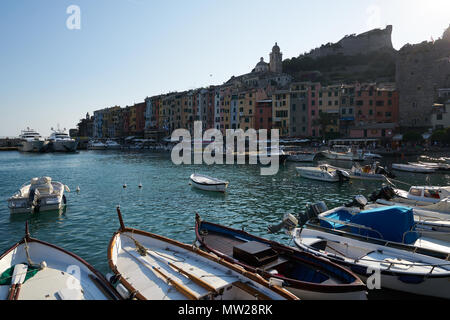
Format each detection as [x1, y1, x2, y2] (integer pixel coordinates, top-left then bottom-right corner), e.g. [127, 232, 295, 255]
[0, 150, 449, 279]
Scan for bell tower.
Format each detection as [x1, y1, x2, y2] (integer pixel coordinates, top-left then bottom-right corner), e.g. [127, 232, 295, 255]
[269, 42, 283, 73]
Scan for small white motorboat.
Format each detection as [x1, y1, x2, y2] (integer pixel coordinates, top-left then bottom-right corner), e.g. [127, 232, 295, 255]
[107, 207, 299, 301]
[391, 163, 436, 173]
[296, 165, 349, 182]
[413, 161, 450, 171]
[330, 163, 395, 181]
[293, 204, 450, 299]
[0, 223, 121, 300]
[7, 177, 69, 214]
[87, 140, 107, 150]
[286, 151, 318, 162]
[321, 145, 365, 161]
[190, 174, 229, 192]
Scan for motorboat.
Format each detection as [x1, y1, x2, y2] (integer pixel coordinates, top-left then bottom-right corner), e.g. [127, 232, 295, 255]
[47, 128, 78, 152]
[195, 214, 367, 300]
[362, 151, 382, 160]
[391, 163, 435, 173]
[190, 174, 229, 193]
[286, 151, 318, 162]
[107, 207, 299, 300]
[0, 223, 121, 300]
[7, 177, 69, 214]
[87, 140, 107, 150]
[412, 161, 450, 171]
[341, 163, 395, 181]
[296, 165, 349, 182]
[292, 204, 450, 298]
[17, 128, 45, 153]
[105, 140, 121, 150]
[419, 155, 450, 164]
[321, 145, 365, 161]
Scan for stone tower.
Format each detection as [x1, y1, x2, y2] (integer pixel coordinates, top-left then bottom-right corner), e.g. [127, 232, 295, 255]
[270, 42, 283, 73]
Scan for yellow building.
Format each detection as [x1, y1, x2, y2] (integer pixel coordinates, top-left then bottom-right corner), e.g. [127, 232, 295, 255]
[272, 90, 290, 136]
[238, 90, 256, 131]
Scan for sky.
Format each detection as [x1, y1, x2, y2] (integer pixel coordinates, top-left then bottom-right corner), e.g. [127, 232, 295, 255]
[0, 0, 449, 137]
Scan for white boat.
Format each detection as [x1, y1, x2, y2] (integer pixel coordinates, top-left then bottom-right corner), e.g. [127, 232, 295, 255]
[296, 165, 349, 182]
[105, 139, 121, 150]
[293, 205, 450, 299]
[286, 151, 318, 162]
[321, 145, 365, 161]
[87, 140, 107, 150]
[362, 151, 382, 160]
[412, 161, 450, 171]
[47, 128, 78, 152]
[391, 163, 436, 173]
[0, 223, 121, 300]
[343, 163, 395, 181]
[17, 128, 45, 153]
[190, 174, 229, 192]
[107, 207, 298, 301]
[7, 177, 69, 214]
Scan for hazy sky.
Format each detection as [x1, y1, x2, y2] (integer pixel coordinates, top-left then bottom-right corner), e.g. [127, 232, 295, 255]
[1, 0, 449, 137]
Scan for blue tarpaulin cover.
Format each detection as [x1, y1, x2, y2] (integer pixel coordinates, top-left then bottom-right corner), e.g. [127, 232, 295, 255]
[350, 206, 418, 244]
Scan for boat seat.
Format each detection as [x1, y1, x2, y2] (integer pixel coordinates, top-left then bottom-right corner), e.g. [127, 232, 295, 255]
[233, 241, 278, 267]
[34, 183, 54, 195]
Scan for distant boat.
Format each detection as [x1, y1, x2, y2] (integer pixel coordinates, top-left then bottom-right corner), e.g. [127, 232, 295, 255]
[286, 150, 318, 162]
[392, 163, 435, 173]
[107, 207, 298, 300]
[195, 214, 367, 300]
[105, 140, 121, 150]
[47, 128, 78, 152]
[190, 174, 229, 192]
[7, 177, 69, 214]
[87, 140, 107, 150]
[17, 128, 45, 153]
[338, 163, 395, 181]
[296, 165, 349, 182]
[321, 145, 365, 161]
[0, 223, 121, 300]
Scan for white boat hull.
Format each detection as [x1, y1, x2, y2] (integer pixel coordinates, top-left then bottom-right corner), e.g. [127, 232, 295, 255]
[50, 140, 78, 152]
[322, 151, 364, 161]
[392, 164, 435, 173]
[190, 174, 229, 193]
[296, 167, 340, 182]
[18, 140, 44, 153]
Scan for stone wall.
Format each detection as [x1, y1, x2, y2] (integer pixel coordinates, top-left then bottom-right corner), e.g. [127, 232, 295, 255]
[396, 26, 450, 128]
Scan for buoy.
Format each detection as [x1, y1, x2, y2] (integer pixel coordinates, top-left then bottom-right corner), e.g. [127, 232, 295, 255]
[76, 186, 80, 193]
[123, 184, 127, 189]
[138, 183, 142, 189]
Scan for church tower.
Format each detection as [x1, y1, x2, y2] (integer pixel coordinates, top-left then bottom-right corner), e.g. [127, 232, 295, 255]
[269, 42, 283, 73]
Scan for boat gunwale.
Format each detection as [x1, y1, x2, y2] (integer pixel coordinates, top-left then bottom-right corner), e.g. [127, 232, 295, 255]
[195, 218, 366, 294]
[107, 224, 299, 300]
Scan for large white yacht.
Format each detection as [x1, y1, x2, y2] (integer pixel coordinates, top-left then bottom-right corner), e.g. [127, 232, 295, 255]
[18, 128, 45, 152]
[47, 128, 78, 152]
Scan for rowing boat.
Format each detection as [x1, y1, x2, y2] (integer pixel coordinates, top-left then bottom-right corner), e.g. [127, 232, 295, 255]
[190, 174, 229, 193]
[0, 223, 120, 300]
[107, 207, 298, 300]
[195, 214, 367, 300]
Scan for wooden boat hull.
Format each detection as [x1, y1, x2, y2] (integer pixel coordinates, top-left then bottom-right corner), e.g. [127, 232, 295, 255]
[195, 217, 367, 300]
[108, 214, 298, 301]
[0, 229, 120, 300]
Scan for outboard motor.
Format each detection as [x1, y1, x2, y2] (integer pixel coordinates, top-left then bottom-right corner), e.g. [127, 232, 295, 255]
[369, 185, 396, 202]
[336, 169, 350, 182]
[375, 165, 396, 179]
[345, 195, 368, 209]
[267, 213, 299, 234]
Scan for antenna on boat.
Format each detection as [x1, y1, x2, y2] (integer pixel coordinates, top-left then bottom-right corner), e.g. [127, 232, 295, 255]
[116, 206, 126, 231]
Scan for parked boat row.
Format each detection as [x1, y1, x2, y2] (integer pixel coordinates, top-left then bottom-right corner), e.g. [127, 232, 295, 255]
[18, 128, 78, 153]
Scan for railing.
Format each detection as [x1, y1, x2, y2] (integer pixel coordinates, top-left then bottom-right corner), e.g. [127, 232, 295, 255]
[317, 216, 384, 240]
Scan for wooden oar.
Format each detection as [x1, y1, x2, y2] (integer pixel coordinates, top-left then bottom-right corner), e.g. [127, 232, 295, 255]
[7, 264, 28, 300]
[122, 247, 199, 300]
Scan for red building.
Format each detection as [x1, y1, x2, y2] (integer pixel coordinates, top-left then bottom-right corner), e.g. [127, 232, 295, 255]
[134, 102, 146, 136]
[255, 100, 273, 130]
[354, 84, 399, 125]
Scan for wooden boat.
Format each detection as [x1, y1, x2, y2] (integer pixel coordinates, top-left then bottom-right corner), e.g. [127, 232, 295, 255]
[391, 163, 435, 173]
[0, 223, 120, 300]
[293, 206, 450, 298]
[7, 177, 69, 214]
[107, 207, 298, 300]
[195, 214, 367, 300]
[296, 165, 349, 182]
[190, 174, 229, 193]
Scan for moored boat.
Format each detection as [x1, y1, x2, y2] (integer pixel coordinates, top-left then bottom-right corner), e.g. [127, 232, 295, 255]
[286, 150, 318, 162]
[47, 128, 78, 152]
[195, 214, 367, 300]
[7, 177, 69, 214]
[391, 163, 436, 173]
[190, 174, 229, 192]
[292, 205, 450, 299]
[87, 140, 107, 150]
[321, 145, 365, 161]
[296, 165, 349, 182]
[17, 128, 45, 153]
[0, 223, 121, 300]
[107, 207, 298, 300]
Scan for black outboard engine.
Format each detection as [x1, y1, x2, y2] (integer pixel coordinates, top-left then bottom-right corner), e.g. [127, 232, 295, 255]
[267, 213, 298, 234]
[369, 185, 396, 202]
[344, 195, 368, 209]
[335, 169, 350, 182]
[375, 165, 396, 179]
[298, 201, 328, 225]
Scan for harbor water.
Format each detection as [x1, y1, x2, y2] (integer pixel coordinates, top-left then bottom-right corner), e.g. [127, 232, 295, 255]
[0, 150, 449, 298]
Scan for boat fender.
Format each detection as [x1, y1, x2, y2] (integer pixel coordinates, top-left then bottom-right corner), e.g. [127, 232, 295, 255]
[40, 261, 47, 270]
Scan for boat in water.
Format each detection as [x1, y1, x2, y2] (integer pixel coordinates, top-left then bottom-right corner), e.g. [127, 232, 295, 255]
[285, 150, 318, 162]
[328, 162, 395, 181]
[321, 145, 365, 161]
[0, 223, 121, 300]
[190, 174, 229, 192]
[391, 163, 436, 173]
[292, 204, 450, 299]
[87, 140, 107, 150]
[296, 165, 349, 182]
[107, 207, 298, 300]
[17, 128, 45, 153]
[7, 177, 69, 214]
[195, 214, 367, 300]
[47, 128, 78, 152]
[105, 139, 121, 150]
